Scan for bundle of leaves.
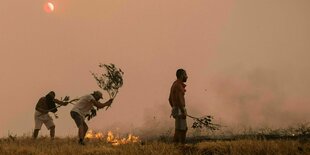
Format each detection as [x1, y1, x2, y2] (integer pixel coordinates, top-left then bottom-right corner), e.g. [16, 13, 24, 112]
[87, 63, 124, 120]
[91, 63, 124, 99]
[188, 115, 221, 131]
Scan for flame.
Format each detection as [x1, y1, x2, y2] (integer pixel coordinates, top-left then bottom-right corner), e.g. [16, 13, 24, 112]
[85, 130, 104, 139]
[85, 130, 140, 146]
[106, 131, 140, 146]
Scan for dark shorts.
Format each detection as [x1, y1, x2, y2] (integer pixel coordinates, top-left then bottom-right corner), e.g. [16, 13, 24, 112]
[70, 111, 87, 128]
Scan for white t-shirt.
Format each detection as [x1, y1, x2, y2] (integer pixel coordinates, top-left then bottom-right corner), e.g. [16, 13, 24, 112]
[71, 94, 95, 118]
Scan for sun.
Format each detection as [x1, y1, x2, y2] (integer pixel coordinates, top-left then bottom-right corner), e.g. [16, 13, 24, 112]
[44, 2, 55, 13]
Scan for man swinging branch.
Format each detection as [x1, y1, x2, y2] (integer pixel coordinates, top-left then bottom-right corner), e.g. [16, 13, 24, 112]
[70, 91, 113, 145]
[33, 91, 69, 139]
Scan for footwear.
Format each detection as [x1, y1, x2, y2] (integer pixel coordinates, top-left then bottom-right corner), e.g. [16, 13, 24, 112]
[78, 139, 85, 145]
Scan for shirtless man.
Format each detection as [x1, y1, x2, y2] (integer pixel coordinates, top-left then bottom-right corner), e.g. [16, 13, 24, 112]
[169, 69, 188, 144]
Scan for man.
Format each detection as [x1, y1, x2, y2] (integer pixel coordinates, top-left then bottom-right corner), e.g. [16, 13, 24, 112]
[169, 69, 188, 144]
[33, 91, 69, 139]
[70, 91, 113, 145]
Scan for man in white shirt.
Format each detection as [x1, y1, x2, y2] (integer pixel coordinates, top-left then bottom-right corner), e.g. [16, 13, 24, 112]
[70, 91, 113, 145]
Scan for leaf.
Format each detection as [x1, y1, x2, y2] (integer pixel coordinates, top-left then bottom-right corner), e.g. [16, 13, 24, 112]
[88, 63, 124, 120]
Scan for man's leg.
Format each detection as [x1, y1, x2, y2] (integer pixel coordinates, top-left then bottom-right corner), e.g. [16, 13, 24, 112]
[173, 129, 181, 143]
[49, 125, 55, 139]
[82, 122, 88, 138]
[174, 117, 187, 144]
[78, 125, 84, 144]
[33, 129, 40, 139]
[78, 123, 88, 145]
[174, 118, 180, 143]
[180, 116, 187, 144]
[174, 117, 186, 144]
[180, 130, 187, 144]
[44, 115, 56, 139]
[173, 129, 178, 143]
[71, 111, 85, 145]
[34, 112, 43, 139]
[78, 124, 85, 140]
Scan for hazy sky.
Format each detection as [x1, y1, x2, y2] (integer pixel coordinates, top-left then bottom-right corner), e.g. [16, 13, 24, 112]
[0, 0, 309, 137]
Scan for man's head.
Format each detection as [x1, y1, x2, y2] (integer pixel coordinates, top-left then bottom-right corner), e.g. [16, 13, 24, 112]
[92, 91, 103, 101]
[176, 69, 188, 82]
[46, 91, 55, 100]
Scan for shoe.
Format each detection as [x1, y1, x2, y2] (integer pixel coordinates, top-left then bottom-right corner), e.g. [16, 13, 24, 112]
[79, 139, 86, 145]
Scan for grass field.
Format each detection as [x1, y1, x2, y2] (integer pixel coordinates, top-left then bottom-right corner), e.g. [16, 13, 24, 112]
[0, 136, 309, 155]
[1, 124, 309, 155]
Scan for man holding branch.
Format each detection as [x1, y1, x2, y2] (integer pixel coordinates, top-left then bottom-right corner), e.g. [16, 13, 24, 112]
[33, 91, 69, 139]
[70, 91, 113, 145]
[169, 69, 188, 144]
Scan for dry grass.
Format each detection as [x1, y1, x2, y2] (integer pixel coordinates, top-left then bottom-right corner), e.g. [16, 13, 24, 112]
[0, 137, 309, 155]
[195, 139, 309, 155]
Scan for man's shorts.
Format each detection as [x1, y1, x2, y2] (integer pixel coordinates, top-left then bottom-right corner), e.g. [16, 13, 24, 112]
[70, 111, 87, 128]
[34, 110, 55, 130]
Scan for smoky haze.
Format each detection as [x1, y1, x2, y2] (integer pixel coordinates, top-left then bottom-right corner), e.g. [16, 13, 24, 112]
[0, 0, 309, 137]
[208, 0, 310, 128]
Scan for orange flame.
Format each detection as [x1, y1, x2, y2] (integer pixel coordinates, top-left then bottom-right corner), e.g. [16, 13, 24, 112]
[85, 130, 140, 146]
[85, 130, 104, 139]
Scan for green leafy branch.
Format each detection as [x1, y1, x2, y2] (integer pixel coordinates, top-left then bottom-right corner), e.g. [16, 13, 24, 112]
[91, 63, 124, 100]
[87, 63, 124, 121]
[187, 114, 221, 131]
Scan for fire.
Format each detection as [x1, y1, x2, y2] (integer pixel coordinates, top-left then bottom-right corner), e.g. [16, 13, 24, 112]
[85, 130, 140, 146]
[85, 130, 104, 139]
[107, 131, 140, 146]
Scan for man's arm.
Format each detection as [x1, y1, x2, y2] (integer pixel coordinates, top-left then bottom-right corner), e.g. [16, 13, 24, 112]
[36, 107, 49, 113]
[92, 99, 113, 109]
[175, 85, 185, 109]
[54, 99, 69, 106]
[169, 93, 173, 107]
[175, 84, 186, 113]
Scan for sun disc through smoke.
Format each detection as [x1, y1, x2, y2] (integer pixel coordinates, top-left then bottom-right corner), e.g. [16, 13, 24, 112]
[44, 2, 55, 13]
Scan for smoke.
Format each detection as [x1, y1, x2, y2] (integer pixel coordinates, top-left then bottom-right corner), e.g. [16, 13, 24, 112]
[133, 65, 310, 138]
[204, 66, 310, 129]
[1, 0, 309, 138]
[126, 104, 174, 139]
[195, 0, 310, 129]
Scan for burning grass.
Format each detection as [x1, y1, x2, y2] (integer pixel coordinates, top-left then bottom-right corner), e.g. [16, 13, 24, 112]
[85, 130, 140, 146]
[1, 124, 309, 154]
[0, 136, 309, 155]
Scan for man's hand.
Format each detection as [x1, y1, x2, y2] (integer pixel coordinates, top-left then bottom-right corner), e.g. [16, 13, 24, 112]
[104, 99, 114, 110]
[180, 113, 187, 119]
[55, 98, 69, 106]
[105, 99, 114, 107]
[180, 107, 187, 119]
[63, 96, 70, 101]
[86, 108, 97, 121]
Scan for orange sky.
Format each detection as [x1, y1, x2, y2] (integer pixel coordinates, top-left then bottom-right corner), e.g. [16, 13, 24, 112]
[0, 0, 309, 137]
